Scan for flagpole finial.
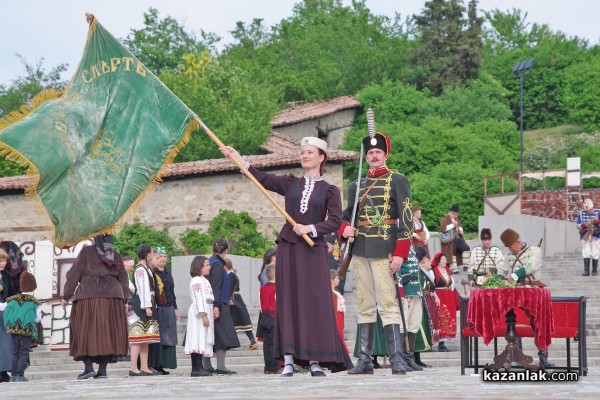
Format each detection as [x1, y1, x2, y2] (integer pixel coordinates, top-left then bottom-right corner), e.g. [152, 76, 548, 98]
[85, 13, 95, 24]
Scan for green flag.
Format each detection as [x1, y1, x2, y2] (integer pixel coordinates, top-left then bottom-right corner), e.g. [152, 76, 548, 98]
[0, 16, 198, 247]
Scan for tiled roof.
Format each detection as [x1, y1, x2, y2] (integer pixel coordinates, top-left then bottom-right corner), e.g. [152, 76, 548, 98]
[271, 95, 361, 127]
[163, 132, 357, 177]
[0, 132, 358, 190]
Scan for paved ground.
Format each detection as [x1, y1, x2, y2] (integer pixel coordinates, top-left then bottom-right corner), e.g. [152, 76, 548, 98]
[1, 367, 598, 399]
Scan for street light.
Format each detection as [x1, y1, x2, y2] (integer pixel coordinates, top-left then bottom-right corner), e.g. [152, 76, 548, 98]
[512, 59, 534, 172]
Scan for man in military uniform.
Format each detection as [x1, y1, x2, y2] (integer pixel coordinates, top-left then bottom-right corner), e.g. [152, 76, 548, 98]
[341, 131, 413, 375]
[577, 198, 600, 276]
[467, 228, 505, 287]
[498, 228, 554, 368]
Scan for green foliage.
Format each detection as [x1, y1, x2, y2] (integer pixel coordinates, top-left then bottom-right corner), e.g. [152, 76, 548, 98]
[123, 8, 212, 76]
[410, 162, 485, 233]
[410, 0, 484, 95]
[223, 0, 413, 102]
[160, 55, 279, 161]
[180, 210, 273, 257]
[179, 229, 213, 255]
[562, 54, 600, 131]
[113, 223, 182, 265]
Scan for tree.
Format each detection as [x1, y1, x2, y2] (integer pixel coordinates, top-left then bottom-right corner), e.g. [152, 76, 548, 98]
[223, 0, 413, 102]
[123, 7, 214, 76]
[563, 54, 600, 131]
[160, 53, 279, 161]
[410, 0, 484, 95]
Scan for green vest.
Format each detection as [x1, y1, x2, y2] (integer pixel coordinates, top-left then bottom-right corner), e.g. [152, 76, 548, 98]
[4, 294, 40, 340]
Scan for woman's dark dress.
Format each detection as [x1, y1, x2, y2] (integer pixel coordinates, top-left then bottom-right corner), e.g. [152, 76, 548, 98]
[249, 165, 353, 371]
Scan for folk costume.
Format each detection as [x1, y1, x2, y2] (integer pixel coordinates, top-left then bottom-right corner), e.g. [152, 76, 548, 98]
[259, 281, 278, 373]
[415, 258, 437, 367]
[498, 228, 554, 368]
[432, 252, 457, 351]
[227, 266, 257, 349]
[439, 205, 468, 274]
[246, 141, 352, 373]
[497, 229, 543, 284]
[153, 248, 178, 371]
[3, 271, 41, 381]
[342, 129, 413, 375]
[332, 289, 349, 354]
[468, 228, 505, 287]
[577, 199, 600, 276]
[63, 236, 129, 379]
[398, 247, 424, 371]
[208, 254, 240, 352]
[0, 256, 17, 380]
[184, 275, 214, 358]
[129, 261, 161, 345]
[412, 206, 430, 257]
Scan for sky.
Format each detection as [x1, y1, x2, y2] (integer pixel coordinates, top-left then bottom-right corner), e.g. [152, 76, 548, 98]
[1, 0, 599, 86]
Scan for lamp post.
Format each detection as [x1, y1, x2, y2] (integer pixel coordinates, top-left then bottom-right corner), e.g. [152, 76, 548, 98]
[512, 59, 534, 172]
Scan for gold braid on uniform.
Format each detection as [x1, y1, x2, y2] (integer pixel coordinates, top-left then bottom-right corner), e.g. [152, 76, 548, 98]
[401, 197, 413, 240]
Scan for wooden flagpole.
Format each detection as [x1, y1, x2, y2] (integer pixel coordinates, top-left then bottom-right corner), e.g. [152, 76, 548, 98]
[196, 116, 314, 247]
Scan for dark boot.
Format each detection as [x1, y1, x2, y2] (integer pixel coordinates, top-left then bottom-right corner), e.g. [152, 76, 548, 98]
[583, 258, 590, 276]
[0, 371, 10, 382]
[77, 356, 95, 380]
[372, 356, 381, 369]
[538, 350, 555, 369]
[383, 324, 407, 375]
[593, 259, 598, 276]
[414, 352, 431, 368]
[404, 333, 423, 371]
[94, 362, 108, 379]
[348, 323, 375, 375]
[437, 341, 449, 352]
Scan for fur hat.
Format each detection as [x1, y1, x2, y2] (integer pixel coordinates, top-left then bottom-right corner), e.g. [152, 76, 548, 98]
[362, 132, 391, 156]
[300, 136, 328, 154]
[480, 228, 492, 241]
[19, 271, 37, 292]
[500, 228, 520, 247]
[450, 204, 460, 213]
[584, 198, 594, 211]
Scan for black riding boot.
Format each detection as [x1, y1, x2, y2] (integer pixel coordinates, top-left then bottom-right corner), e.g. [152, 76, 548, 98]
[538, 349, 555, 368]
[593, 259, 598, 276]
[383, 324, 407, 375]
[404, 333, 423, 371]
[583, 258, 590, 276]
[348, 323, 375, 374]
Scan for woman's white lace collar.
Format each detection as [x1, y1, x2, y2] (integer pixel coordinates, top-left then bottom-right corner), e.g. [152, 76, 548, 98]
[300, 175, 323, 214]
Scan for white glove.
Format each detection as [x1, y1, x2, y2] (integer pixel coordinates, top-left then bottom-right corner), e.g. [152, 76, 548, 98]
[0, 302, 6, 312]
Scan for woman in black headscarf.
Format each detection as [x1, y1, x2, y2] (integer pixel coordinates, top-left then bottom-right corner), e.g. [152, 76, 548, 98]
[61, 235, 130, 379]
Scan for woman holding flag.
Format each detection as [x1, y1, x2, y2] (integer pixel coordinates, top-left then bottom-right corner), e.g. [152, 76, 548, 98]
[220, 138, 353, 376]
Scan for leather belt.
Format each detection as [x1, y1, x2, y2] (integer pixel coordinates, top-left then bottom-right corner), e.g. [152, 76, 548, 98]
[356, 218, 397, 228]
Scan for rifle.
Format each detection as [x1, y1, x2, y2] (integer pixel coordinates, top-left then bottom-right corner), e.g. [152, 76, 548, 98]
[337, 142, 364, 279]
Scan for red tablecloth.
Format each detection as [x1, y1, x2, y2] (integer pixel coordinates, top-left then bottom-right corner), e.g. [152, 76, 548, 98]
[467, 287, 554, 351]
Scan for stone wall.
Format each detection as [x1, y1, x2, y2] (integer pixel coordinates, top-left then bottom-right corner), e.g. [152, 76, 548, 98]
[0, 164, 345, 244]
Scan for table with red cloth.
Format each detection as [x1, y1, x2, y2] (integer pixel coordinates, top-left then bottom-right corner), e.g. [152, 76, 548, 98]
[467, 287, 554, 370]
